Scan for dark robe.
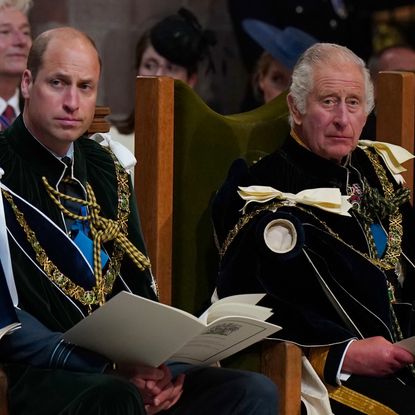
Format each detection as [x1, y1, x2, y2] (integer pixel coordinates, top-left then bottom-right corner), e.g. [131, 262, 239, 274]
[0, 115, 153, 414]
[213, 136, 415, 414]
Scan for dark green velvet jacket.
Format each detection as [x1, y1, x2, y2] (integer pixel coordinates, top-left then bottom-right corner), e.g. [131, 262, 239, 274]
[213, 136, 415, 385]
[0, 115, 157, 333]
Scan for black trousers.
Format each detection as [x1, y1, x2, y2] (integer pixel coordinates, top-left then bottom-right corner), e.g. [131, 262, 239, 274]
[6, 364, 144, 415]
[5, 362, 279, 415]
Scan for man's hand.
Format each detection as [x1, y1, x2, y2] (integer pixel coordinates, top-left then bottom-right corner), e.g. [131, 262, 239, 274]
[342, 336, 415, 376]
[116, 363, 185, 414]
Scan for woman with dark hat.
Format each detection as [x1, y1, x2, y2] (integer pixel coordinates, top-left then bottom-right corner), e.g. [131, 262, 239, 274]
[111, 8, 216, 141]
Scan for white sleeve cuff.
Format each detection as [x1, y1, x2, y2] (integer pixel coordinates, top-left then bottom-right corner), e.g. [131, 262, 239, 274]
[336, 339, 357, 385]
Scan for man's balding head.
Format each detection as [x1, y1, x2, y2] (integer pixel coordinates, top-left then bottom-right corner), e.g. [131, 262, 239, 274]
[27, 27, 101, 81]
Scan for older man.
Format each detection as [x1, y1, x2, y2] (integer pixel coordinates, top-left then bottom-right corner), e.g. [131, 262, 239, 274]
[0, 0, 32, 130]
[213, 43, 415, 414]
[0, 27, 278, 415]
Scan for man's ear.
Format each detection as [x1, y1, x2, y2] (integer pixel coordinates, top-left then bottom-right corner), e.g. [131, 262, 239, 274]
[20, 69, 33, 99]
[287, 93, 303, 125]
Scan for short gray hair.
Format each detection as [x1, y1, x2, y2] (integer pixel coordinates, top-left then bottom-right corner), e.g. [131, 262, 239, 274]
[288, 43, 374, 127]
[0, 0, 33, 14]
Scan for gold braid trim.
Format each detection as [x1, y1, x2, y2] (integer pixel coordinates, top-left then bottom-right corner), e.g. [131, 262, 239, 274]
[362, 148, 403, 270]
[2, 189, 101, 305]
[221, 148, 405, 274]
[328, 385, 398, 415]
[42, 177, 150, 305]
[306, 348, 399, 414]
[220, 201, 395, 272]
[3, 150, 151, 310]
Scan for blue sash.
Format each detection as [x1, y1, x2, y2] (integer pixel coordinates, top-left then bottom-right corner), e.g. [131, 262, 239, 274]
[1, 183, 96, 290]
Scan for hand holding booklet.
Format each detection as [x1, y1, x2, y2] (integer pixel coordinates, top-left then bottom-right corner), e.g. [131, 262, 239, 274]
[63, 291, 281, 367]
[396, 337, 415, 355]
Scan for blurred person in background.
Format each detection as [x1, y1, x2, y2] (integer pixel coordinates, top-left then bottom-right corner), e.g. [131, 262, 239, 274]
[0, 0, 32, 131]
[109, 8, 216, 152]
[243, 18, 316, 107]
[228, 0, 415, 110]
[361, 44, 415, 139]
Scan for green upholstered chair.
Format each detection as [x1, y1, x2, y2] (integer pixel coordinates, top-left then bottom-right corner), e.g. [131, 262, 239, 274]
[134, 76, 291, 310]
[133, 72, 414, 415]
[134, 76, 302, 415]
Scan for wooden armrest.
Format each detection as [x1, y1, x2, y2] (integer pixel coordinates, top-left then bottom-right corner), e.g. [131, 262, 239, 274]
[87, 106, 111, 135]
[261, 341, 302, 415]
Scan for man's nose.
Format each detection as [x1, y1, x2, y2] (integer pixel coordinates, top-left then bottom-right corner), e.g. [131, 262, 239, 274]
[63, 88, 80, 112]
[333, 103, 350, 128]
[12, 30, 29, 46]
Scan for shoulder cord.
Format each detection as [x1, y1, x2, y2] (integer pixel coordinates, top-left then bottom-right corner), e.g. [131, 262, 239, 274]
[220, 150, 411, 347]
[3, 150, 153, 310]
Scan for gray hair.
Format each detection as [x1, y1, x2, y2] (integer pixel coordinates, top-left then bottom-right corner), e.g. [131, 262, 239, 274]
[0, 0, 33, 14]
[288, 43, 374, 127]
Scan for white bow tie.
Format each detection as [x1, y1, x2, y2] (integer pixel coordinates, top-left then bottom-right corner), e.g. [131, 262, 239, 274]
[238, 186, 352, 216]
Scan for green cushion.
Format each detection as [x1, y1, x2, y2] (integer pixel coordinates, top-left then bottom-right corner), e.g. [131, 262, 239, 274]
[172, 80, 290, 315]
[171, 80, 290, 371]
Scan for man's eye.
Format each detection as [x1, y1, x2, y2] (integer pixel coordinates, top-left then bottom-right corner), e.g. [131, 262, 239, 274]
[50, 79, 63, 87]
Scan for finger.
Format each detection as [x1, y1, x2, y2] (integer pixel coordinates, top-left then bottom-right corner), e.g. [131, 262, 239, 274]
[153, 374, 186, 407]
[128, 365, 165, 381]
[165, 376, 185, 408]
[129, 377, 159, 401]
[395, 349, 415, 364]
[166, 390, 183, 409]
[146, 399, 174, 414]
[148, 364, 173, 394]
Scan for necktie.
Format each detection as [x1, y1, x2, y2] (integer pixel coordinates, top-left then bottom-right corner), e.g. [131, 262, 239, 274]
[59, 157, 85, 230]
[0, 105, 16, 131]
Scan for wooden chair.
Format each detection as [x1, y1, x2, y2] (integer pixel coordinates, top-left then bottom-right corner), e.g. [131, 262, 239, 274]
[134, 76, 301, 415]
[87, 106, 111, 135]
[134, 71, 414, 415]
[376, 71, 414, 200]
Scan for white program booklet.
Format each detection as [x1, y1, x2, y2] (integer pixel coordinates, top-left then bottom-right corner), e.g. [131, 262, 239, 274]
[63, 291, 281, 367]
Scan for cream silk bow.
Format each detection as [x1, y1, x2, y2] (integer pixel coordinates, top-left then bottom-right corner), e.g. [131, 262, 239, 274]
[358, 140, 414, 175]
[89, 132, 137, 173]
[238, 186, 352, 216]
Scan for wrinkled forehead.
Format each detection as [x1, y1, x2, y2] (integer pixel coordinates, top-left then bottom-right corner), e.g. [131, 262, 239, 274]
[311, 60, 365, 92]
